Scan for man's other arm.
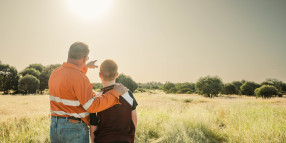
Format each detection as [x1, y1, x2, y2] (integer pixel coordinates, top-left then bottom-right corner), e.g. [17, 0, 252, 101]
[75, 76, 128, 113]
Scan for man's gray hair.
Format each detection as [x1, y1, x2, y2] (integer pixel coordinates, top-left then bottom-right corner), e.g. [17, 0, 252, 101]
[68, 42, 90, 60]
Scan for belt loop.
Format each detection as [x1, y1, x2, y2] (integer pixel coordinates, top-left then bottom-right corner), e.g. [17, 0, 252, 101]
[56, 116, 58, 123]
[66, 117, 68, 122]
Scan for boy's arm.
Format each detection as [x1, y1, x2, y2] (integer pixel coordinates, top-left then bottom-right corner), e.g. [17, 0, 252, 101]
[90, 125, 98, 143]
[90, 113, 98, 143]
[132, 110, 137, 129]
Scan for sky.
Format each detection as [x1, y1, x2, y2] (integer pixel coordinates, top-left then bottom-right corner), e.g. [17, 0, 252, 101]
[0, 0, 286, 83]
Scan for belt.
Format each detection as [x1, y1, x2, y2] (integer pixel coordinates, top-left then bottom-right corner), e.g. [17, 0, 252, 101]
[52, 116, 83, 123]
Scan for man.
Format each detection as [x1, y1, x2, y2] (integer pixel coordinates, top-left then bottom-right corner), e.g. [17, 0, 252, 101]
[90, 59, 138, 143]
[49, 42, 128, 143]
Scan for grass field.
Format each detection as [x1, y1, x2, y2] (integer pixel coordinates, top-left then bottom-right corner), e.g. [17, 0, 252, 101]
[1, 91, 286, 143]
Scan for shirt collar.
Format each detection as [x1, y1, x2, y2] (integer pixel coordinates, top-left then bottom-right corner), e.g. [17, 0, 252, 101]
[62, 62, 83, 72]
[101, 84, 115, 93]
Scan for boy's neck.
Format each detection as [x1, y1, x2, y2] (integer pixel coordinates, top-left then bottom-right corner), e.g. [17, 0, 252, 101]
[102, 80, 116, 88]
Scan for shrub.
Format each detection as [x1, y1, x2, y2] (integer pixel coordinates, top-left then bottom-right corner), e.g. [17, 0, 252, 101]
[18, 75, 40, 94]
[240, 82, 260, 96]
[255, 85, 278, 98]
[116, 74, 138, 92]
[195, 76, 224, 98]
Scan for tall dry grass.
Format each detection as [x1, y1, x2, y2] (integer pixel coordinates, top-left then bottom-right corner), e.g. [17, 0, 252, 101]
[0, 92, 286, 143]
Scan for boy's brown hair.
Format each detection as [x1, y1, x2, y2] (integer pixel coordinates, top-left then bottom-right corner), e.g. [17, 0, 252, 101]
[100, 59, 118, 81]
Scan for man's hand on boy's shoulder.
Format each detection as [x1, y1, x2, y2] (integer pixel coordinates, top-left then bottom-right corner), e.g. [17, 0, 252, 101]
[114, 83, 128, 96]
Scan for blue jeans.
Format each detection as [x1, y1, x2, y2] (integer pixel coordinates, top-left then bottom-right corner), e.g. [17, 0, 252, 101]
[50, 116, 89, 143]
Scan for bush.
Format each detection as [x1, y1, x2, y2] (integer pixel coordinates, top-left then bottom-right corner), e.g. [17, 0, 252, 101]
[195, 76, 224, 98]
[240, 82, 260, 96]
[18, 75, 40, 94]
[223, 83, 238, 95]
[255, 85, 278, 98]
[116, 74, 138, 92]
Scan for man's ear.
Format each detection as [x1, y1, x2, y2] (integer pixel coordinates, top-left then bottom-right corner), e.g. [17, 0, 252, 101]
[116, 73, 118, 78]
[99, 73, 102, 79]
[82, 57, 86, 64]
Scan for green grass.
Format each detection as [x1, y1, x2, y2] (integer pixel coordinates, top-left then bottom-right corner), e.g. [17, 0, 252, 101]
[0, 92, 286, 143]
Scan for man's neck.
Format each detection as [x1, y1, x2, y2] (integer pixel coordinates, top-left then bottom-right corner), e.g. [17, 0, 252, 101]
[67, 59, 83, 68]
[102, 80, 116, 88]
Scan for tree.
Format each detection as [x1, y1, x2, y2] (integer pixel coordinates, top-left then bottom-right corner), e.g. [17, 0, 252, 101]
[27, 64, 44, 72]
[138, 82, 163, 90]
[38, 64, 61, 93]
[0, 64, 19, 94]
[20, 68, 40, 79]
[261, 78, 285, 96]
[163, 82, 177, 93]
[176, 82, 195, 94]
[231, 80, 245, 95]
[116, 74, 138, 92]
[282, 83, 286, 94]
[240, 81, 260, 96]
[223, 83, 238, 95]
[92, 83, 103, 90]
[195, 76, 224, 98]
[18, 75, 40, 94]
[255, 85, 278, 98]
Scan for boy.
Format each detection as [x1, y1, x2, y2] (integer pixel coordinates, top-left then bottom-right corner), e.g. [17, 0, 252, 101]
[90, 59, 138, 143]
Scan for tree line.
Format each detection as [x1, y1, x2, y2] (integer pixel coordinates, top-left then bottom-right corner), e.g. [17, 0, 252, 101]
[162, 76, 286, 98]
[1, 60, 285, 99]
[0, 61, 60, 94]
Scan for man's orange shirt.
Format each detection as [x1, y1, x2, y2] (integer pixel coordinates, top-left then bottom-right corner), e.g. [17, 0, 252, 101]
[49, 63, 120, 125]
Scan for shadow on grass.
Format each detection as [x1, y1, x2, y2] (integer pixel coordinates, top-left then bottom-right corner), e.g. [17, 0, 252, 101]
[197, 124, 226, 143]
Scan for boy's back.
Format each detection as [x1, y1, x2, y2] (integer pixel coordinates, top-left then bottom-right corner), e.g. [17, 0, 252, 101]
[90, 59, 138, 143]
[90, 86, 137, 143]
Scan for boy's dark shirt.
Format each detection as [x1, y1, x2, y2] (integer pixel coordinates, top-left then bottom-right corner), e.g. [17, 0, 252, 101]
[90, 85, 138, 143]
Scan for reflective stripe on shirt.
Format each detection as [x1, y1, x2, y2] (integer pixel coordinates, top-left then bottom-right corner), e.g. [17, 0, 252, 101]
[49, 95, 81, 106]
[50, 110, 90, 118]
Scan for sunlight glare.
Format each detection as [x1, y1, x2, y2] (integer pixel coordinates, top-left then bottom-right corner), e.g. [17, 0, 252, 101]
[66, 0, 112, 20]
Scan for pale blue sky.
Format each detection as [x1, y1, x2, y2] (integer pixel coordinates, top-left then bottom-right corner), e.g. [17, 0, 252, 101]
[0, 0, 285, 83]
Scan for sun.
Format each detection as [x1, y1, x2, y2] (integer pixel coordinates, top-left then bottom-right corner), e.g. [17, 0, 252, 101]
[66, 0, 112, 20]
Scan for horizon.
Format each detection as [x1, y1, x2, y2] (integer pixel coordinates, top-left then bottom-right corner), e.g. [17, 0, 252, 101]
[1, 0, 286, 83]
